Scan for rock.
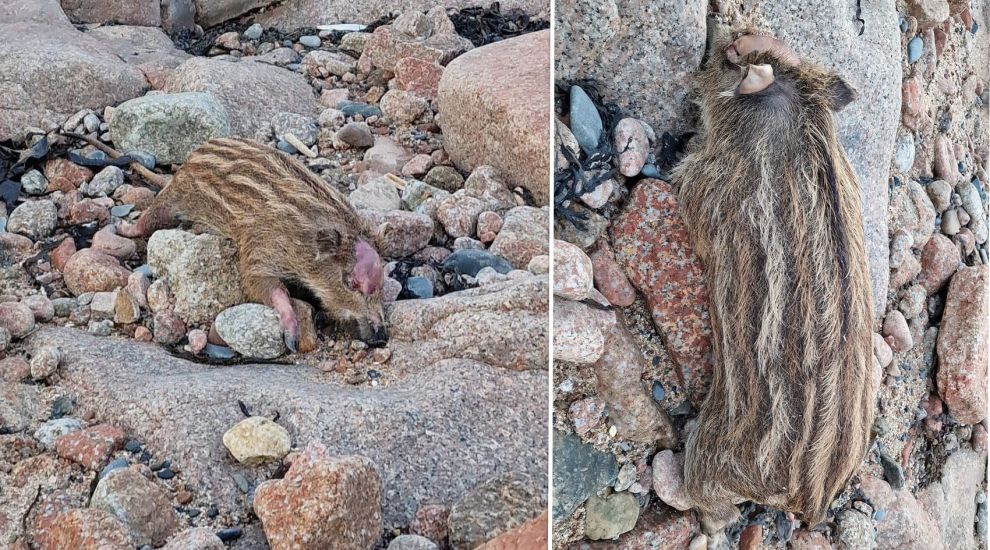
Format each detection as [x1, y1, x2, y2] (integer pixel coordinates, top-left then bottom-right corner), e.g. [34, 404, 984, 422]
[350, 177, 401, 211]
[81, 166, 124, 197]
[254, 441, 383, 549]
[21, 169, 49, 195]
[860, 475, 942, 549]
[91, 467, 179, 547]
[35, 508, 131, 550]
[7, 200, 57, 239]
[957, 181, 988, 244]
[55, 423, 125, 470]
[194, 0, 277, 28]
[874, 333, 895, 368]
[364, 137, 414, 175]
[92, 228, 136, 259]
[437, 30, 550, 205]
[919, 233, 960, 295]
[569, 397, 606, 436]
[402, 154, 434, 177]
[336, 121, 375, 148]
[588, 240, 636, 307]
[908, 0, 950, 27]
[213, 304, 286, 359]
[489, 206, 549, 269]
[380, 89, 428, 124]
[554, 299, 614, 365]
[436, 193, 486, 238]
[0, 302, 35, 339]
[389, 534, 438, 550]
[463, 165, 518, 213]
[585, 492, 640, 540]
[425, 165, 464, 191]
[595, 321, 676, 445]
[941, 208, 961, 235]
[936, 266, 988, 424]
[109, 92, 230, 165]
[395, 57, 443, 100]
[409, 504, 450, 546]
[0, 21, 146, 142]
[0, 356, 29, 381]
[613, 179, 712, 404]
[271, 111, 317, 146]
[360, 10, 473, 72]
[918, 448, 985, 550]
[147, 230, 243, 325]
[162, 528, 225, 550]
[222, 416, 291, 465]
[476, 211, 503, 243]
[581, 507, 697, 549]
[44, 158, 92, 192]
[652, 450, 693, 511]
[552, 430, 618, 520]
[933, 135, 959, 182]
[153, 310, 186, 344]
[63, 250, 132, 296]
[29, 345, 60, 380]
[883, 310, 913, 353]
[61, 0, 161, 26]
[164, 58, 318, 136]
[553, 240, 594, 300]
[907, 36, 924, 63]
[358, 209, 433, 258]
[569, 85, 603, 154]
[474, 511, 547, 549]
[300, 50, 354, 77]
[891, 180, 937, 250]
[835, 510, 875, 549]
[388, 277, 547, 371]
[927, 180, 953, 212]
[34, 417, 83, 449]
[448, 472, 546, 550]
[441, 249, 513, 277]
[894, 133, 916, 173]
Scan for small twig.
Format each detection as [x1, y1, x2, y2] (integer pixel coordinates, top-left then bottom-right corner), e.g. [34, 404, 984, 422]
[62, 131, 170, 188]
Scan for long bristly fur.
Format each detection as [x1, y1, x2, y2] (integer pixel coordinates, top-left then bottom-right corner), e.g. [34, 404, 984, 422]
[677, 30, 874, 526]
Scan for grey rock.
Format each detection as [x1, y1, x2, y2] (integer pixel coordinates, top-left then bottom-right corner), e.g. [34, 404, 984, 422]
[299, 35, 321, 48]
[957, 181, 988, 244]
[388, 535, 438, 550]
[552, 429, 618, 520]
[82, 166, 125, 197]
[405, 276, 433, 299]
[584, 491, 640, 540]
[447, 472, 546, 550]
[244, 23, 264, 40]
[918, 447, 987, 550]
[194, 0, 278, 28]
[164, 57, 319, 137]
[254, 47, 300, 66]
[441, 249, 513, 276]
[908, 36, 923, 63]
[836, 509, 877, 550]
[24, 325, 547, 526]
[20, 170, 49, 195]
[271, 111, 317, 146]
[349, 178, 401, 211]
[91, 468, 180, 547]
[336, 122, 375, 148]
[147, 230, 244, 325]
[7, 200, 57, 239]
[110, 92, 231, 165]
[927, 180, 953, 213]
[33, 417, 83, 449]
[894, 132, 916, 173]
[568, 85, 602, 154]
[213, 303, 286, 359]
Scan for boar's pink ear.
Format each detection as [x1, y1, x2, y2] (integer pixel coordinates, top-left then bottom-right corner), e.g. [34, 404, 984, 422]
[352, 240, 383, 296]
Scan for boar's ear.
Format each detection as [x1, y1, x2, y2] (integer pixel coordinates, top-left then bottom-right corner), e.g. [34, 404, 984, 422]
[316, 228, 341, 253]
[351, 240, 383, 295]
[828, 76, 856, 111]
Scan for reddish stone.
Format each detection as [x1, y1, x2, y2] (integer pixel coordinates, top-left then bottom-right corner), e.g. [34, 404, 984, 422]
[612, 179, 712, 403]
[476, 211, 503, 243]
[859, 475, 942, 549]
[476, 511, 547, 549]
[0, 233, 34, 258]
[69, 199, 110, 226]
[62, 249, 131, 296]
[153, 310, 186, 345]
[0, 356, 30, 382]
[50, 238, 77, 272]
[972, 424, 987, 453]
[739, 524, 762, 550]
[364, 25, 472, 72]
[91, 228, 136, 259]
[589, 240, 637, 307]
[54, 424, 126, 470]
[789, 530, 833, 550]
[253, 442, 383, 550]
[44, 158, 92, 193]
[582, 507, 696, 549]
[936, 265, 988, 424]
[34, 508, 130, 550]
[933, 135, 959, 183]
[134, 326, 153, 342]
[902, 76, 924, 130]
[410, 504, 450, 544]
[920, 234, 960, 295]
[395, 57, 444, 100]
[117, 186, 156, 210]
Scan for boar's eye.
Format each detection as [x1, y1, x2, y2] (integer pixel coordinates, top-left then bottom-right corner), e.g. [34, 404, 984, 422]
[317, 228, 341, 253]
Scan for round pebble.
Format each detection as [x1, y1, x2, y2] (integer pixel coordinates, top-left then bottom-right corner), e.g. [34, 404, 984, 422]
[907, 36, 923, 63]
[299, 35, 321, 48]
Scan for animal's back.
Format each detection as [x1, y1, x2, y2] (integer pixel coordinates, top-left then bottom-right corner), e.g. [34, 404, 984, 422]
[155, 138, 360, 243]
[677, 30, 874, 525]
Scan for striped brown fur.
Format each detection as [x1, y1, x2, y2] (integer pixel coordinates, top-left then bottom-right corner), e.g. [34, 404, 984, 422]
[676, 29, 874, 525]
[130, 138, 386, 343]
